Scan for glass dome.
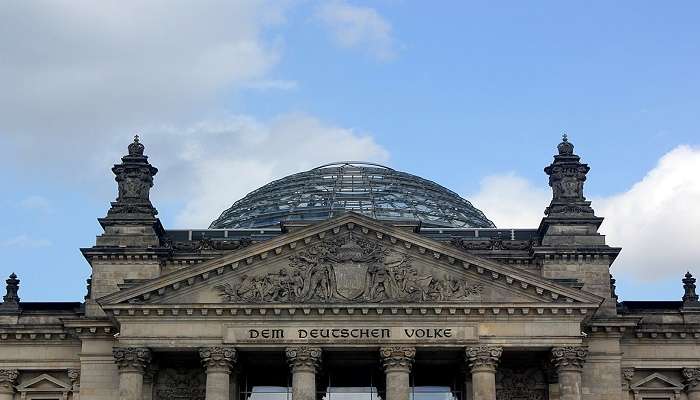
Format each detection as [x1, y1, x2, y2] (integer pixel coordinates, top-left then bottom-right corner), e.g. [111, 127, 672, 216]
[210, 162, 495, 229]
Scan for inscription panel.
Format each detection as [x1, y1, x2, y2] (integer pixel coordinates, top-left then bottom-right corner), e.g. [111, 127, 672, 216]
[224, 323, 478, 344]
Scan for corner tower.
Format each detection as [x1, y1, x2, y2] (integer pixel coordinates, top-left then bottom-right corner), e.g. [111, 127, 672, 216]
[535, 135, 621, 316]
[82, 136, 168, 316]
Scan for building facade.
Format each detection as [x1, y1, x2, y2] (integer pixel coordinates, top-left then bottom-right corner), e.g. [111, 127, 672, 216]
[1, 136, 699, 400]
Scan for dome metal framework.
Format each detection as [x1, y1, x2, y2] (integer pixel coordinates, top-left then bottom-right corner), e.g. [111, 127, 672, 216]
[210, 162, 495, 229]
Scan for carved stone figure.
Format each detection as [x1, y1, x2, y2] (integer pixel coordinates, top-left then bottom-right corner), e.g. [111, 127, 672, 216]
[154, 368, 205, 400]
[496, 367, 547, 400]
[215, 233, 483, 304]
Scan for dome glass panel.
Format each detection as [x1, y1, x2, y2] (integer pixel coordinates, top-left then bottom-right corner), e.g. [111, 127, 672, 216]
[209, 162, 495, 229]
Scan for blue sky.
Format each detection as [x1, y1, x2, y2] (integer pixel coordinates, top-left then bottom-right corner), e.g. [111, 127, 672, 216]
[0, 1, 699, 302]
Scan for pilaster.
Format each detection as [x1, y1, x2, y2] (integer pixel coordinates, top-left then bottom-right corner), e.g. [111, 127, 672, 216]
[113, 347, 151, 400]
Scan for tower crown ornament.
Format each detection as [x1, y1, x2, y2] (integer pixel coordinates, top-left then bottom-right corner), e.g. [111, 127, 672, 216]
[543, 134, 594, 217]
[683, 271, 699, 305]
[0, 273, 20, 312]
[128, 134, 145, 156]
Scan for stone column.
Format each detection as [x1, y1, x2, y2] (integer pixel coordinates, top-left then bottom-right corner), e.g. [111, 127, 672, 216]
[551, 346, 588, 400]
[200, 347, 237, 400]
[380, 347, 415, 400]
[286, 347, 322, 400]
[683, 368, 700, 400]
[113, 347, 152, 400]
[465, 346, 502, 400]
[0, 370, 19, 400]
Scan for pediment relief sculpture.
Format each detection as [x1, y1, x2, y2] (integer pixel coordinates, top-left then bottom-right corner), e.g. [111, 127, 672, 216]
[215, 233, 483, 304]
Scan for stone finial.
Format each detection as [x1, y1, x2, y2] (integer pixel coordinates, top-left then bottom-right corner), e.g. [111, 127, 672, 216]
[380, 346, 416, 372]
[128, 135, 145, 156]
[1, 273, 20, 311]
[3, 273, 19, 303]
[103, 136, 159, 220]
[113, 347, 152, 373]
[683, 272, 699, 304]
[465, 345, 503, 373]
[199, 347, 237, 373]
[550, 346, 588, 372]
[543, 135, 595, 217]
[0, 369, 19, 391]
[683, 368, 700, 391]
[285, 346, 322, 373]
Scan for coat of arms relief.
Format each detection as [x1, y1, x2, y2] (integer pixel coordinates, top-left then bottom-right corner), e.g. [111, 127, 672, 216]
[215, 233, 483, 303]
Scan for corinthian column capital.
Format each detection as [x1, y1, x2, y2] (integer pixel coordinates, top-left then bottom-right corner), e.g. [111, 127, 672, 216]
[551, 346, 588, 372]
[113, 347, 152, 374]
[0, 369, 19, 392]
[683, 368, 700, 391]
[380, 346, 416, 372]
[199, 347, 237, 374]
[465, 346, 503, 373]
[286, 346, 322, 373]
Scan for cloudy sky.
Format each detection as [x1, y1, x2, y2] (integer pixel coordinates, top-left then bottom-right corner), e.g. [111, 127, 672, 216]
[1, 1, 699, 301]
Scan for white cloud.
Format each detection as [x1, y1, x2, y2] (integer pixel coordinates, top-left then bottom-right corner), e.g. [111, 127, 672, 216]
[142, 113, 390, 227]
[0, 235, 52, 248]
[244, 79, 299, 91]
[315, 0, 395, 61]
[469, 173, 550, 228]
[18, 195, 52, 214]
[0, 1, 287, 162]
[468, 145, 700, 281]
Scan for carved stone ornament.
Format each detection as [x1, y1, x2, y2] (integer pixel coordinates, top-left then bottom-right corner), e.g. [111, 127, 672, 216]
[496, 367, 547, 400]
[154, 368, 205, 400]
[0, 369, 19, 390]
[682, 368, 700, 390]
[167, 236, 253, 253]
[216, 233, 483, 304]
[465, 346, 503, 373]
[622, 367, 635, 389]
[683, 272, 699, 304]
[543, 135, 595, 217]
[286, 346, 322, 373]
[105, 136, 158, 219]
[451, 237, 533, 251]
[380, 346, 416, 372]
[550, 346, 588, 372]
[199, 347, 237, 373]
[113, 347, 152, 373]
[67, 369, 80, 390]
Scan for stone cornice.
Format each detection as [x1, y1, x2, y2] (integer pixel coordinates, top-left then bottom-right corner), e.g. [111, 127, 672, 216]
[99, 213, 603, 307]
[62, 319, 117, 338]
[105, 302, 595, 319]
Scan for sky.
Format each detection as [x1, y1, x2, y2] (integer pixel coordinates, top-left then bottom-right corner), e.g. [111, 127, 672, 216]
[0, 1, 699, 302]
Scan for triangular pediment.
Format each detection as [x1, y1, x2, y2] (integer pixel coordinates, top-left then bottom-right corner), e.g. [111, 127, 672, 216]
[631, 373, 683, 391]
[99, 213, 602, 309]
[16, 374, 71, 391]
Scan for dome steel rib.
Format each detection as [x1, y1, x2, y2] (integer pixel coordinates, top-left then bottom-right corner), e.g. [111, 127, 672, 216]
[209, 162, 495, 229]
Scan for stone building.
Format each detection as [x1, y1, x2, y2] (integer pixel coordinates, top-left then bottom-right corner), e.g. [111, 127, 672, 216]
[1, 135, 699, 400]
